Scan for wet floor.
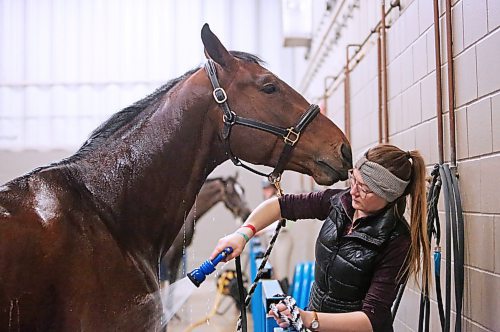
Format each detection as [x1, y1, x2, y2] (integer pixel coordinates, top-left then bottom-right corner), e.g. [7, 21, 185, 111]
[165, 277, 254, 332]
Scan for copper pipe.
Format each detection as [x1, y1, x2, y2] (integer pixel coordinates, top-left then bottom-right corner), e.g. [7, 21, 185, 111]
[344, 49, 351, 142]
[381, 0, 389, 143]
[377, 27, 383, 144]
[445, 0, 456, 167]
[323, 76, 337, 115]
[344, 44, 360, 142]
[433, 0, 444, 164]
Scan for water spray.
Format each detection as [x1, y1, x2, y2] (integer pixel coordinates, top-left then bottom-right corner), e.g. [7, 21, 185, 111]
[162, 247, 234, 325]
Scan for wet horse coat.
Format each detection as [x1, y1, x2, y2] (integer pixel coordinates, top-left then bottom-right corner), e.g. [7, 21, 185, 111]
[0, 24, 351, 331]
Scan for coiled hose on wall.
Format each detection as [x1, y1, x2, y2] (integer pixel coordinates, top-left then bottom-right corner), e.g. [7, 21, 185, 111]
[418, 164, 464, 332]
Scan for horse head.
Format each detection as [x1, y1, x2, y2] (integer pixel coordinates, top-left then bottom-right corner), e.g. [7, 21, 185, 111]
[219, 175, 251, 221]
[200, 24, 352, 185]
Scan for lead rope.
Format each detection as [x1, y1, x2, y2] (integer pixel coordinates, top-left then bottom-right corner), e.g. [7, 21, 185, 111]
[270, 296, 306, 331]
[235, 178, 305, 332]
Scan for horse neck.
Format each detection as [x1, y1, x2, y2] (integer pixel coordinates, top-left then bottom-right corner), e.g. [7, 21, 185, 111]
[68, 72, 226, 261]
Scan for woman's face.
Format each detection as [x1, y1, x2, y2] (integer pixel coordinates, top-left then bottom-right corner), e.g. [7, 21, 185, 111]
[349, 168, 388, 215]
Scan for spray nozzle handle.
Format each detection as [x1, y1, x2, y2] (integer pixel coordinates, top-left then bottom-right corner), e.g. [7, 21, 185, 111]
[211, 247, 233, 266]
[187, 247, 233, 287]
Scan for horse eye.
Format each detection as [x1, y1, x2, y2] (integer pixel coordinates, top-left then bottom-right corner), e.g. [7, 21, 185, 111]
[262, 83, 277, 94]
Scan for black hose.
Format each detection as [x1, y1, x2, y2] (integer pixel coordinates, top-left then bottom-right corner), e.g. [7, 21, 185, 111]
[235, 256, 247, 332]
[438, 165, 452, 332]
[449, 167, 464, 331]
[419, 165, 438, 332]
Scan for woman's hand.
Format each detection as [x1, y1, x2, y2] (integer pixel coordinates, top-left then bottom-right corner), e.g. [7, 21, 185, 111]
[269, 302, 292, 328]
[269, 302, 312, 329]
[209, 231, 247, 261]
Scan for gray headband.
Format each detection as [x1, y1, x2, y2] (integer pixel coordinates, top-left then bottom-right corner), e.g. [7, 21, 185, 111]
[354, 156, 410, 202]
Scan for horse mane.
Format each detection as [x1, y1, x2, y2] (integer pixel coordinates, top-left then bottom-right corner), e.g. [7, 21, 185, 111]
[47, 51, 263, 168]
[71, 69, 198, 158]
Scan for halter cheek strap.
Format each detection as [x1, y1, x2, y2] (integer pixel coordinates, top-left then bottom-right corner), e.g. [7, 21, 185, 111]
[204, 59, 320, 182]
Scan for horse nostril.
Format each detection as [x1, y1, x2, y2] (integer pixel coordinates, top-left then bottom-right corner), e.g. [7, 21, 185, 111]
[341, 143, 352, 166]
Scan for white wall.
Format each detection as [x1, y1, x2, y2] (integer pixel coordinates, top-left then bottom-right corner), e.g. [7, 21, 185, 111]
[0, 0, 298, 150]
[0, 0, 321, 287]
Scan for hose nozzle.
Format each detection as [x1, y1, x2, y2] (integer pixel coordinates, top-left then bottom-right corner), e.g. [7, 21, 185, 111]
[187, 247, 233, 287]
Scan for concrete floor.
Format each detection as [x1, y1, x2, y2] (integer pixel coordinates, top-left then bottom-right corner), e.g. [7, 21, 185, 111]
[166, 278, 254, 332]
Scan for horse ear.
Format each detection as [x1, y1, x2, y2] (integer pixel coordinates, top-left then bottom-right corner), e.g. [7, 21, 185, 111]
[201, 23, 236, 69]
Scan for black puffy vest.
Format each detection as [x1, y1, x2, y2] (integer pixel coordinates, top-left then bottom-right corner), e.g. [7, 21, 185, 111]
[309, 189, 409, 313]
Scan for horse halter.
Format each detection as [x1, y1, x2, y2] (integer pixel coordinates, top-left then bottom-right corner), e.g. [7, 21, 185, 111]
[204, 59, 320, 182]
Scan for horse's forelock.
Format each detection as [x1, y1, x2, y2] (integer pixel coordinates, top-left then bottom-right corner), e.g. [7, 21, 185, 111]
[229, 51, 265, 65]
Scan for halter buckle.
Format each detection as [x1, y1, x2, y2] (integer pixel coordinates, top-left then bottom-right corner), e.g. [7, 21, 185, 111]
[213, 87, 228, 104]
[283, 127, 300, 146]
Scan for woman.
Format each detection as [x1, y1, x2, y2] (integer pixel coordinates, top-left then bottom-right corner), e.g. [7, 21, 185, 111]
[210, 144, 430, 332]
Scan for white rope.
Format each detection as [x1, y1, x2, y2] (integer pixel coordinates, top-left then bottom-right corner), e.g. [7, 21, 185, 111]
[269, 296, 306, 331]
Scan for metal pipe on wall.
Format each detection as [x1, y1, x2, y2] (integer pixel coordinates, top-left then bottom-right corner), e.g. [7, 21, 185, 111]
[445, 0, 457, 167]
[381, 0, 389, 143]
[433, 0, 444, 164]
[323, 75, 338, 115]
[377, 27, 383, 144]
[322, 1, 399, 114]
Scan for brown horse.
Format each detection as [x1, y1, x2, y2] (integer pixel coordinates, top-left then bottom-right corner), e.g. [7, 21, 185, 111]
[160, 175, 251, 285]
[0, 24, 351, 331]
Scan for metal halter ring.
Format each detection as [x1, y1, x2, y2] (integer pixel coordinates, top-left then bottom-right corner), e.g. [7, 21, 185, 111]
[213, 87, 228, 104]
[283, 127, 300, 146]
[223, 111, 236, 124]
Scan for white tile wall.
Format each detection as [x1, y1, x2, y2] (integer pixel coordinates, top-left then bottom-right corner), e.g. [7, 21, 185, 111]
[476, 28, 500, 97]
[487, 0, 500, 31]
[413, 34, 428, 82]
[386, 16, 402, 62]
[401, 83, 422, 128]
[465, 214, 495, 272]
[458, 159, 482, 212]
[387, 55, 402, 100]
[455, 106, 469, 160]
[400, 0, 420, 52]
[420, 71, 437, 121]
[454, 46, 478, 107]
[467, 97, 492, 157]
[481, 272, 500, 331]
[491, 93, 500, 151]
[462, 0, 488, 48]
[480, 155, 500, 214]
[495, 216, 500, 274]
[388, 94, 403, 135]
[400, 47, 415, 91]
[418, 0, 434, 34]
[426, 27, 437, 74]
[452, 0, 465, 54]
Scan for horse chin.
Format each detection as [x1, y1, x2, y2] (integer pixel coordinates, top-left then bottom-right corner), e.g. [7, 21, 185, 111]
[312, 160, 347, 185]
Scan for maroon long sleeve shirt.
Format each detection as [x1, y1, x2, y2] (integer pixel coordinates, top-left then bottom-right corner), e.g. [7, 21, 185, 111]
[278, 189, 410, 332]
